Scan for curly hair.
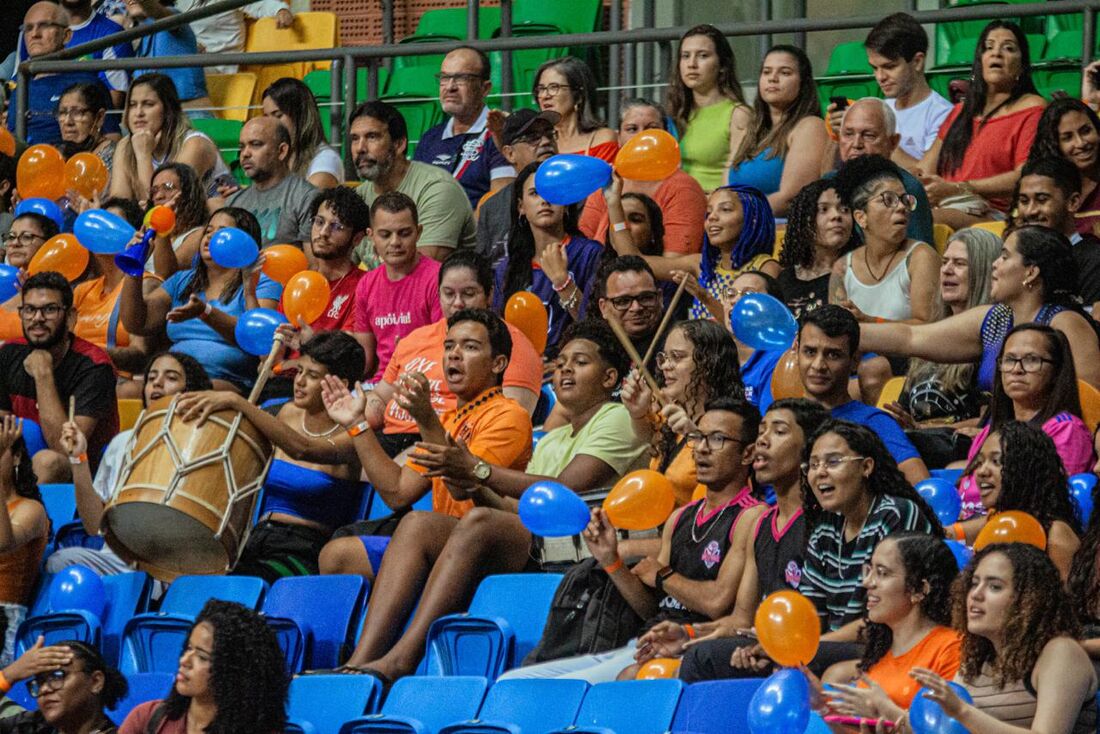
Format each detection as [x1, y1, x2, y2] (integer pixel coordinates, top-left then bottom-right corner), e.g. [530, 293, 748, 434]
[1069, 439, 1100, 623]
[152, 600, 288, 734]
[833, 154, 906, 212]
[779, 179, 858, 270]
[859, 533, 958, 671]
[800, 420, 943, 534]
[953, 543, 1079, 688]
[559, 318, 630, 389]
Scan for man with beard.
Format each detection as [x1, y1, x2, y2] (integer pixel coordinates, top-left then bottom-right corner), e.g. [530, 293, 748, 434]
[349, 101, 476, 269]
[0, 271, 117, 483]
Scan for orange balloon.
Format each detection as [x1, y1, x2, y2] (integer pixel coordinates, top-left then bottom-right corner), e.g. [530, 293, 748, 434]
[690, 484, 707, 503]
[770, 347, 804, 400]
[614, 129, 681, 181]
[17, 145, 66, 201]
[636, 657, 681, 679]
[0, 128, 14, 157]
[282, 270, 331, 326]
[504, 291, 548, 354]
[603, 469, 676, 530]
[28, 234, 90, 281]
[262, 245, 309, 285]
[64, 152, 109, 200]
[754, 590, 821, 667]
[974, 511, 1047, 551]
[147, 206, 176, 235]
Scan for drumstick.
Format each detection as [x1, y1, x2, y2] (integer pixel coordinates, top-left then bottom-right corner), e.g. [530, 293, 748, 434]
[248, 333, 286, 404]
[68, 396, 75, 424]
[605, 312, 666, 408]
[641, 276, 689, 369]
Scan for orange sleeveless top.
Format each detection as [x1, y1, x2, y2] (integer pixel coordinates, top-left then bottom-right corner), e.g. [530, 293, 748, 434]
[0, 498, 47, 605]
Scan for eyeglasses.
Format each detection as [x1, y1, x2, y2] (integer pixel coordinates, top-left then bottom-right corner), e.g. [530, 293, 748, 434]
[3, 232, 46, 247]
[687, 431, 743, 451]
[18, 304, 67, 320]
[28, 670, 70, 697]
[511, 128, 558, 146]
[721, 286, 761, 301]
[436, 73, 485, 87]
[149, 181, 178, 197]
[607, 291, 661, 311]
[872, 191, 918, 212]
[534, 83, 571, 98]
[999, 354, 1054, 373]
[23, 21, 67, 34]
[801, 455, 866, 473]
[57, 107, 92, 120]
[655, 350, 689, 368]
[311, 216, 348, 235]
[860, 563, 896, 582]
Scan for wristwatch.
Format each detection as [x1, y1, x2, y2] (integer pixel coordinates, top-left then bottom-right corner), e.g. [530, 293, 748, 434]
[472, 459, 492, 481]
[655, 565, 675, 595]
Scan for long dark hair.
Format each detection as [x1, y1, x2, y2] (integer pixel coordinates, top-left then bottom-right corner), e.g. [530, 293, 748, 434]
[666, 24, 746, 134]
[699, 185, 776, 280]
[180, 207, 262, 303]
[1008, 225, 1080, 308]
[262, 77, 328, 177]
[149, 163, 207, 234]
[731, 45, 820, 167]
[779, 179, 858, 269]
[533, 57, 605, 134]
[988, 323, 1082, 428]
[621, 192, 664, 255]
[11, 434, 41, 509]
[1028, 97, 1100, 170]
[1069, 437, 1100, 622]
[937, 21, 1039, 176]
[859, 533, 958, 671]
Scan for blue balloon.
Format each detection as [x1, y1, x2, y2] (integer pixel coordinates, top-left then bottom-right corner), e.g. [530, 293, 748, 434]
[730, 293, 798, 351]
[1069, 473, 1096, 525]
[519, 480, 591, 537]
[21, 419, 46, 457]
[534, 154, 613, 205]
[16, 198, 64, 229]
[48, 565, 106, 618]
[916, 477, 962, 525]
[910, 683, 973, 734]
[747, 667, 811, 734]
[234, 308, 288, 357]
[209, 227, 259, 269]
[74, 209, 137, 254]
[0, 264, 19, 302]
[945, 539, 973, 571]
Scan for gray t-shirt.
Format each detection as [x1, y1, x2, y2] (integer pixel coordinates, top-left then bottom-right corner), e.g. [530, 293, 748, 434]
[476, 181, 512, 268]
[226, 172, 317, 247]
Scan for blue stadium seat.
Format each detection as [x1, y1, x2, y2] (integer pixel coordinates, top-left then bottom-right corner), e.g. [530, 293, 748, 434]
[263, 575, 367, 670]
[52, 521, 106, 551]
[40, 483, 77, 548]
[423, 574, 563, 678]
[669, 680, 761, 734]
[106, 671, 174, 725]
[547, 680, 684, 734]
[339, 676, 489, 734]
[288, 674, 383, 734]
[101, 572, 153, 663]
[15, 610, 101, 656]
[438, 678, 588, 734]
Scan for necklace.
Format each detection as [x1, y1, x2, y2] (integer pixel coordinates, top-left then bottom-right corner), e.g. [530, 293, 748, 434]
[863, 247, 901, 283]
[690, 499, 730, 544]
[453, 387, 503, 424]
[300, 412, 339, 438]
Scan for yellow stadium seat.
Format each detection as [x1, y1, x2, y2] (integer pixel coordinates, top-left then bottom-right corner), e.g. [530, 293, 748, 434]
[206, 73, 257, 122]
[117, 399, 144, 432]
[773, 227, 785, 260]
[932, 223, 954, 254]
[971, 220, 1006, 238]
[875, 376, 905, 409]
[1079, 380, 1100, 433]
[241, 12, 338, 109]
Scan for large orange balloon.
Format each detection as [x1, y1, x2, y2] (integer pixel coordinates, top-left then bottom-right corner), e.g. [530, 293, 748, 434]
[28, 234, 90, 281]
[754, 590, 821, 667]
[17, 145, 66, 201]
[504, 291, 548, 354]
[691, 484, 707, 503]
[64, 152, 109, 200]
[614, 129, 681, 181]
[0, 128, 14, 157]
[282, 270, 331, 326]
[636, 658, 681, 679]
[262, 245, 309, 285]
[603, 469, 676, 530]
[770, 347, 804, 400]
[974, 511, 1047, 551]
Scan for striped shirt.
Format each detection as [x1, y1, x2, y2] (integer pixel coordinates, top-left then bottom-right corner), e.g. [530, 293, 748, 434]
[961, 665, 1097, 734]
[798, 494, 934, 631]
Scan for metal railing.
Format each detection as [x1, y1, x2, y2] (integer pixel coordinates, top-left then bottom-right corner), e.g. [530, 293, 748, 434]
[15, 0, 1100, 144]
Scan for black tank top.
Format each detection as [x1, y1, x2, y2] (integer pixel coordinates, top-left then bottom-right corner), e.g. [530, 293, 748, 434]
[753, 505, 806, 599]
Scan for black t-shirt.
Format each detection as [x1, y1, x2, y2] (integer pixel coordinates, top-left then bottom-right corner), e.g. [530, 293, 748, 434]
[0, 336, 118, 473]
[754, 505, 806, 599]
[776, 268, 830, 321]
[1072, 233, 1100, 304]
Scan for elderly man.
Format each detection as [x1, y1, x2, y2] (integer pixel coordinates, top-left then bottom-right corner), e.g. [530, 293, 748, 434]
[226, 116, 317, 247]
[7, 2, 101, 144]
[414, 46, 514, 209]
[824, 97, 933, 245]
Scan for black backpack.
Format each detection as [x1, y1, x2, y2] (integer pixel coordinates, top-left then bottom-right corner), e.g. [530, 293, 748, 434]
[522, 557, 645, 666]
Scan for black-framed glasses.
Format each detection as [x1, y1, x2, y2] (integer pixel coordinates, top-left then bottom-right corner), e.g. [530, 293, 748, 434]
[687, 431, 743, 451]
[999, 354, 1054, 373]
[3, 232, 46, 247]
[801, 455, 866, 473]
[28, 670, 68, 697]
[436, 72, 486, 87]
[607, 291, 661, 311]
[873, 191, 918, 212]
[18, 304, 67, 320]
[512, 128, 559, 146]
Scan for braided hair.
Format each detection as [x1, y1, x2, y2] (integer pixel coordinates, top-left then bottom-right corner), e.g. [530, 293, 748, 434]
[699, 185, 776, 287]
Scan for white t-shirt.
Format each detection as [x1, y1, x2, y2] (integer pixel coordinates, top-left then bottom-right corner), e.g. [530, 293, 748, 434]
[306, 144, 345, 183]
[887, 91, 954, 160]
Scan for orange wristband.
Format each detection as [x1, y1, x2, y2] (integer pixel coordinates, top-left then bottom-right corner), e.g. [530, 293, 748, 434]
[68, 453, 88, 465]
[950, 522, 966, 541]
[684, 624, 697, 640]
[603, 557, 624, 575]
[0, 669, 11, 693]
[346, 421, 370, 437]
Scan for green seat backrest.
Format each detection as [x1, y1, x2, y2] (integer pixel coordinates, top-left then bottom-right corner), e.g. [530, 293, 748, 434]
[513, 0, 601, 36]
[1044, 29, 1085, 61]
[825, 41, 872, 77]
[412, 7, 501, 40]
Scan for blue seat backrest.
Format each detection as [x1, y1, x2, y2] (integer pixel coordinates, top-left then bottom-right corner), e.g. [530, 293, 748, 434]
[466, 574, 562, 661]
[39, 483, 77, 532]
[670, 680, 761, 734]
[382, 676, 489, 732]
[573, 680, 684, 734]
[263, 575, 366, 668]
[107, 672, 175, 725]
[288, 675, 382, 734]
[160, 575, 266, 616]
[474, 678, 588, 734]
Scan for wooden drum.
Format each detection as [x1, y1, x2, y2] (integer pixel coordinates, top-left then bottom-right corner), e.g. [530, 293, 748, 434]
[101, 395, 272, 580]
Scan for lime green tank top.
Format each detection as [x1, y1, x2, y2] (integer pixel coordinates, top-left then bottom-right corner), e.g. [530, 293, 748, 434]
[680, 98, 737, 192]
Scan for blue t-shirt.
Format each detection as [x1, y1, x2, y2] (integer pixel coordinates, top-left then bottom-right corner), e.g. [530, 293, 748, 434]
[413, 111, 514, 209]
[8, 71, 101, 144]
[133, 13, 207, 102]
[831, 400, 921, 466]
[161, 269, 282, 387]
[742, 348, 784, 413]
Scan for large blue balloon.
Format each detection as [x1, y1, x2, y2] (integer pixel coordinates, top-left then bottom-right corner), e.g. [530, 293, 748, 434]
[730, 294, 798, 351]
[209, 227, 259, 269]
[1069, 473, 1096, 526]
[910, 683, 973, 734]
[74, 209, 137, 255]
[519, 481, 591, 537]
[945, 539, 973, 571]
[0, 264, 19, 302]
[747, 667, 811, 734]
[48, 565, 106, 618]
[534, 154, 613, 205]
[234, 308, 288, 357]
[916, 477, 962, 525]
[16, 198, 64, 229]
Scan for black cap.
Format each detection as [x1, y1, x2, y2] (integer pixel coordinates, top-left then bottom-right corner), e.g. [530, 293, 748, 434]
[501, 109, 560, 146]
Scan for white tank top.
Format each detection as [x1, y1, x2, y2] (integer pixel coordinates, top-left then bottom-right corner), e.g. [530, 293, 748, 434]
[843, 241, 922, 321]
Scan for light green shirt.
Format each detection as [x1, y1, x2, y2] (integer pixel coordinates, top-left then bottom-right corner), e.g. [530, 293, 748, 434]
[527, 402, 649, 479]
[680, 98, 737, 192]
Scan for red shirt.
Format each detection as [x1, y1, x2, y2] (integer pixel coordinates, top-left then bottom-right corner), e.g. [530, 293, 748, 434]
[310, 267, 365, 333]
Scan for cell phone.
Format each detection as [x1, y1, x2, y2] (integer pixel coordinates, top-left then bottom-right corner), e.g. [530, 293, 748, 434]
[1091, 67, 1100, 88]
[824, 714, 896, 730]
[830, 96, 850, 111]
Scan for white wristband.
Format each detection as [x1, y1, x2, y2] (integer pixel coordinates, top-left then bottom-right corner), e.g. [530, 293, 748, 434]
[612, 221, 627, 232]
[203, 301, 213, 317]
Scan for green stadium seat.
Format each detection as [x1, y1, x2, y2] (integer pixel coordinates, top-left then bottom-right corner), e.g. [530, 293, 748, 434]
[513, 0, 602, 37]
[191, 118, 244, 181]
[412, 7, 502, 40]
[824, 41, 873, 77]
[934, 2, 1015, 68]
[381, 65, 445, 156]
[816, 80, 881, 116]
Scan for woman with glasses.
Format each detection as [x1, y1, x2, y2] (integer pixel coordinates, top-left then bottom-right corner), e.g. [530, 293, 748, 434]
[0, 639, 127, 733]
[532, 57, 618, 164]
[120, 600, 288, 734]
[0, 212, 60, 340]
[261, 78, 343, 190]
[118, 207, 282, 393]
[56, 82, 116, 175]
[144, 163, 208, 276]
